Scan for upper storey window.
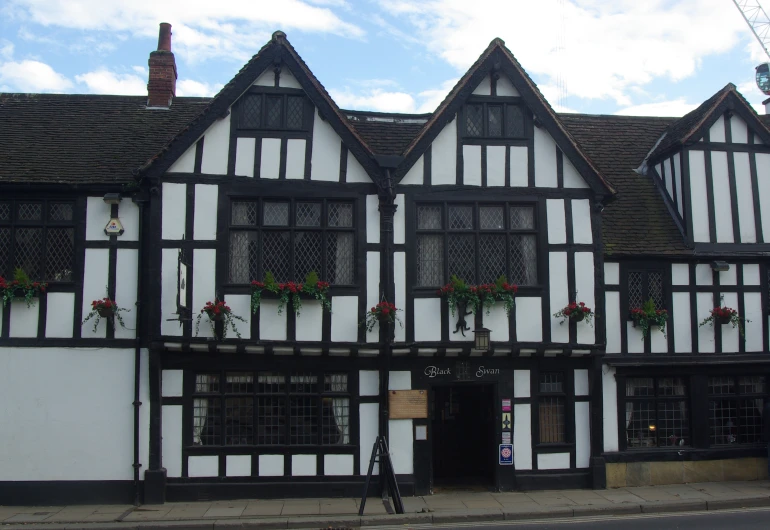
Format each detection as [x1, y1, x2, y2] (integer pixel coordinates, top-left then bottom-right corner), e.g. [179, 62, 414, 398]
[238, 92, 311, 131]
[463, 101, 525, 139]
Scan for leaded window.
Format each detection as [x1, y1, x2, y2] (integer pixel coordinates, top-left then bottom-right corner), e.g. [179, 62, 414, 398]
[463, 101, 526, 138]
[0, 199, 75, 282]
[539, 372, 565, 444]
[708, 376, 765, 445]
[415, 203, 538, 287]
[238, 92, 310, 131]
[625, 377, 689, 448]
[192, 371, 350, 447]
[627, 269, 665, 311]
[228, 199, 355, 285]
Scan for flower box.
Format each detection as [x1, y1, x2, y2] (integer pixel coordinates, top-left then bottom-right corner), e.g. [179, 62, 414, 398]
[97, 305, 115, 318]
[716, 314, 732, 325]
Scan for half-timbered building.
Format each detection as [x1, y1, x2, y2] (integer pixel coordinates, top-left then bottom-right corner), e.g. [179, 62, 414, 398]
[0, 24, 768, 505]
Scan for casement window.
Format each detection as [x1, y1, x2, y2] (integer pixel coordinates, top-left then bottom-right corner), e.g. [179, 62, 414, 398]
[627, 269, 665, 311]
[415, 203, 538, 287]
[192, 371, 350, 446]
[463, 102, 525, 139]
[625, 377, 689, 448]
[0, 200, 75, 282]
[538, 372, 566, 444]
[228, 199, 355, 285]
[238, 92, 311, 131]
[708, 376, 765, 445]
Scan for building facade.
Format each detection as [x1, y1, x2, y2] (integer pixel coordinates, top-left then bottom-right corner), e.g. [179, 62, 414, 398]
[0, 25, 768, 505]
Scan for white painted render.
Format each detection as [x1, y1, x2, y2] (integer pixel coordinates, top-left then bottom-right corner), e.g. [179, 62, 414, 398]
[472, 74, 491, 95]
[286, 139, 306, 179]
[414, 298, 442, 342]
[602, 366, 618, 452]
[401, 155, 423, 185]
[734, 152, 757, 243]
[604, 263, 619, 285]
[626, 321, 644, 353]
[324, 454, 354, 476]
[673, 153, 684, 217]
[193, 184, 218, 241]
[487, 145, 506, 186]
[516, 297, 542, 342]
[563, 157, 588, 188]
[672, 292, 692, 353]
[695, 264, 713, 285]
[193, 249, 217, 339]
[731, 115, 748, 143]
[253, 69, 273, 86]
[546, 199, 566, 244]
[537, 452, 570, 470]
[189, 456, 219, 477]
[605, 291, 621, 354]
[463, 145, 482, 186]
[45, 292, 74, 338]
[574, 369, 589, 396]
[161, 248, 183, 337]
[671, 263, 689, 285]
[200, 113, 231, 175]
[86, 197, 111, 241]
[311, 109, 342, 181]
[260, 299, 287, 341]
[260, 138, 281, 179]
[509, 146, 528, 186]
[711, 151, 734, 243]
[575, 401, 590, 468]
[258, 455, 284, 477]
[719, 266, 737, 286]
[744, 292, 764, 352]
[167, 142, 196, 173]
[709, 115, 726, 143]
[9, 299, 38, 338]
[389, 371, 411, 390]
[513, 370, 530, 398]
[571, 199, 592, 244]
[162, 369, 184, 397]
[291, 455, 316, 476]
[366, 251, 380, 343]
[496, 74, 520, 96]
[296, 299, 322, 342]
[486, 302, 509, 342]
[161, 183, 186, 240]
[448, 302, 472, 343]
[664, 157, 674, 199]
[359, 402, 379, 474]
[720, 292, 740, 353]
[226, 455, 251, 477]
[114, 248, 138, 340]
[389, 419, 414, 474]
[366, 194, 380, 244]
[650, 318, 667, 353]
[359, 370, 379, 397]
[549, 251, 569, 344]
[225, 294, 251, 340]
[534, 127, 558, 187]
[346, 151, 371, 183]
[162, 405, 182, 477]
[696, 292, 716, 353]
[513, 403, 532, 470]
[279, 69, 302, 89]
[688, 151, 710, 243]
[331, 296, 358, 342]
[394, 251, 406, 343]
[234, 137, 256, 177]
[81, 248, 109, 339]
[575, 252, 595, 345]
[431, 116, 457, 184]
[744, 264, 760, 284]
[756, 153, 770, 241]
[394, 194, 405, 245]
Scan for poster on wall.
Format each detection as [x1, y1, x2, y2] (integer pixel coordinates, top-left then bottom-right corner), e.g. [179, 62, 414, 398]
[499, 444, 513, 465]
[502, 399, 511, 412]
[501, 432, 511, 444]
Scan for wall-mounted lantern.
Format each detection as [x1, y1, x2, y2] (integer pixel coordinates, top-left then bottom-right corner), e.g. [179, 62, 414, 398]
[474, 327, 491, 352]
[711, 261, 730, 272]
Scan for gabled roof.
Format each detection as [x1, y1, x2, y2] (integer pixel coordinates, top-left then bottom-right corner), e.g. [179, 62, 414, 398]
[138, 31, 383, 182]
[393, 38, 615, 197]
[344, 110, 429, 156]
[647, 83, 770, 162]
[0, 93, 208, 185]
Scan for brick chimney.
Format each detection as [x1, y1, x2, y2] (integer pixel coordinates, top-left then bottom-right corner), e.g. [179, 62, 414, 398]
[147, 23, 177, 108]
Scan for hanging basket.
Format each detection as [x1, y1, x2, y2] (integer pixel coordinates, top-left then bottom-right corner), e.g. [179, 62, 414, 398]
[570, 311, 585, 323]
[12, 288, 28, 299]
[209, 312, 225, 322]
[716, 314, 732, 325]
[97, 306, 115, 318]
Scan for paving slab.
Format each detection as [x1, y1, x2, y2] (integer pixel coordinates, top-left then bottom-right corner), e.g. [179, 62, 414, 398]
[278, 503, 319, 516]
[572, 504, 641, 516]
[430, 508, 504, 524]
[524, 493, 577, 506]
[137, 522, 214, 530]
[640, 499, 708, 513]
[241, 503, 285, 517]
[203, 507, 246, 518]
[4, 514, 59, 523]
[213, 519, 287, 530]
[286, 515, 360, 529]
[503, 505, 574, 520]
[707, 496, 770, 510]
[361, 513, 433, 526]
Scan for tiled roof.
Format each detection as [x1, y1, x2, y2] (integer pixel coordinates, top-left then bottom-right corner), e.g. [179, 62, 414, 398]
[0, 93, 209, 184]
[344, 110, 429, 156]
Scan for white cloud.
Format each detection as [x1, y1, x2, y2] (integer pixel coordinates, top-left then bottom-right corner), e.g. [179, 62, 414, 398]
[74, 69, 145, 94]
[614, 99, 697, 117]
[737, 79, 768, 114]
[0, 40, 13, 60]
[0, 59, 73, 92]
[177, 79, 221, 97]
[329, 77, 457, 113]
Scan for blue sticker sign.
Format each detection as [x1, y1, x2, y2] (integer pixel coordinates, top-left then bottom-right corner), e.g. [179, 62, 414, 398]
[499, 444, 513, 466]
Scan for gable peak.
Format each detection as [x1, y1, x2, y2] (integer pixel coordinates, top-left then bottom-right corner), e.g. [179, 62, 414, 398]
[272, 30, 287, 43]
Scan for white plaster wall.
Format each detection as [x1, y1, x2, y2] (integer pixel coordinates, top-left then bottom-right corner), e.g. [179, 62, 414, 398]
[86, 197, 111, 241]
[114, 248, 138, 340]
[253, 69, 273, 86]
[711, 151, 734, 243]
[311, 109, 342, 181]
[513, 403, 532, 470]
[605, 291, 621, 354]
[510, 146, 528, 187]
[472, 74, 491, 95]
[697, 292, 715, 353]
[81, 248, 109, 338]
[394, 194, 405, 245]
[744, 264, 760, 285]
[0, 347, 143, 480]
[389, 420, 413, 474]
[516, 297, 542, 342]
[226, 455, 251, 477]
[671, 263, 689, 285]
[695, 263, 713, 285]
[260, 138, 281, 179]
[719, 266, 737, 286]
[744, 292, 764, 352]
[448, 302, 473, 343]
[259, 455, 284, 477]
[167, 142, 196, 173]
[574, 252, 595, 345]
[235, 137, 256, 177]
[673, 153, 684, 217]
[200, 113, 231, 175]
[331, 296, 358, 342]
[709, 115, 726, 142]
[189, 456, 219, 477]
[731, 115, 748, 143]
[260, 299, 286, 341]
[514, 370, 530, 398]
[366, 251, 380, 343]
[394, 251, 406, 342]
[574, 370, 589, 396]
[162, 370, 184, 397]
[571, 199, 592, 244]
[366, 195, 380, 244]
[664, 157, 674, 199]
[279, 69, 302, 89]
[604, 263, 619, 285]
[485, 303, 509, 342]
[325, 454, 354, 476]
[575, 401, 590, 468]
[602, 366, 618, 452]
[347, 151, 371, 183]
[193, 184, 218, 241]
[193, 249, 217, 339]
[225, 294, 251, 340]
[359, 370, 379, 396]
[161, 248, 183, 337]
[296, 299, 322, 342]
[734, 152, 757, 243]
[720, 292, 740, 353]
[359, 402, 379, 474]
[688, 151, 710, 242]
[389, 371, 411, 390]
[538, 452, 570, 470]
[401, 156, 423, 185]
[286, 139, 306, 180]
[756, 154, 770, 241]
[463, 145, 482, 186]
[563, 157, 588, 188]
[627, 321, 644, 353]
[292, 455, 316, 476]
[162, 183, 186, 240]
[9, 299, 38, 338]
[162, 405, 182, 477]
[546, 199, 566, 244]
[45, 292, 74, 338]
[650, 319, 668, 353]
[487, 146, 506, 186]
[431, 117, 457, 185]
[549, 252, 569, 344]
[414, 298, 442, 342]
[672, 292, 692, 353]
[534, 127, 558, 187]
[497, 74, 519, 96]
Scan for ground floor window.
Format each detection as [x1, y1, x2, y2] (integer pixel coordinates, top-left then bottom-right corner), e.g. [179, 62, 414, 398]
[625, 377, 689, 448]
[539, 372, 566, 443]
[708, 376, 765, 445]
[192, 371, 350, 446]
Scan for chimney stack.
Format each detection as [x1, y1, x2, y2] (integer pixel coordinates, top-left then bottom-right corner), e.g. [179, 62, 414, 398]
[147, 22, 177, 108]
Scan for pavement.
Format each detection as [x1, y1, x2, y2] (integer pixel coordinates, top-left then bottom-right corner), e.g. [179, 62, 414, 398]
[2, 480, 770, 529]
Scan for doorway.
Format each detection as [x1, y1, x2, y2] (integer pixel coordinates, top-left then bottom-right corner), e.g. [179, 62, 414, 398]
[431, 384, 496, 490]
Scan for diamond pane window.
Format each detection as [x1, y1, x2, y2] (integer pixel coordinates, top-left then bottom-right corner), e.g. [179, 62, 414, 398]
[448, 234, 476, 283]
[416, 235, 443, 287]
[509, 206, 534, 229]
[505, 106, 525, 137]
[463, 102, 526, 138]
[296, 203, 321, 227]
[649, 271, 664, 308]
[265, 96, 282, 128]
[709, 376, 766, 446]
[262, 231, 291, 281]
[510, 234, 537, 285]
[294, 231, 323, 280]
[46, 228, 74, 282]
[49, 203, 73, 222]
[417, 205, 442, 229]
[480, 206, 504, 229]
[286, 96, 304, 129]
[263, 202, 289, 226]
[232, 202, 258, 225]
[15, 228, 43, 279]
[240, 94, 262, 128]
[0, 228, 10, 278]
[625, 377, 689, 449]
[488, 105, 502, 137]
[479, 235, 506, 284]
[465, 104, 483, 136]
[229, 231, 259, 284]
[17, 203, 42, 221]
[0, 203, 9, 221]
[328, 203, 353, 227]
[628, 269, 666, 311]
[449, 206, 473, 230]
[327, 232, 354, 284]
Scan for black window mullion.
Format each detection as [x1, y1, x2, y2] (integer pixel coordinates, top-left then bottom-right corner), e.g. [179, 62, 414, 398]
[442, 204, 449, 284]
[288, 200, 296, 280]
[321, 200, 329, 281]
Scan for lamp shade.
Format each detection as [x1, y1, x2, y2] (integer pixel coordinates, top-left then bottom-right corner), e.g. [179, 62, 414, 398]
[474, 327, 491, 352]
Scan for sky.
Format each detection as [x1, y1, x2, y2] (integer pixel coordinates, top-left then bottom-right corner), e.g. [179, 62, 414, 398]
[1, 0, 770, 117]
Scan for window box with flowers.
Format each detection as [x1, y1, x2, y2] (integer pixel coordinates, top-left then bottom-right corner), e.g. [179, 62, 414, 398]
[82, 298, 129, 333]
[0, 268, 47, 308]
[437, 275, 518, 316]
[195, 300, 246, 340]
[628, 298, 668, 339]
[554, 301, 594, 325]
[250, 271, 331, 317]
[362, 301, 402, 332]
[700, 304, 748, 337]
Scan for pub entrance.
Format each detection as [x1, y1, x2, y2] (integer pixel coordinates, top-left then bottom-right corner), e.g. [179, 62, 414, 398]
[431, 384, 495, 490]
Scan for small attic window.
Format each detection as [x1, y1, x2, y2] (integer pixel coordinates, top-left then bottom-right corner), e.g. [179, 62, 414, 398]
[463, 101, 526, 139]
[238, 92, 310, 131]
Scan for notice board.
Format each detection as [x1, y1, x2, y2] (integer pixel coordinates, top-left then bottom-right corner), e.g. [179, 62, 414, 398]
[389, 390, 428, 419]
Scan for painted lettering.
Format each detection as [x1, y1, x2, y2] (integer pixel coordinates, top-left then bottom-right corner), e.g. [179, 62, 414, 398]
[424, 366, 451, 378]
[476, 366, 500, 378]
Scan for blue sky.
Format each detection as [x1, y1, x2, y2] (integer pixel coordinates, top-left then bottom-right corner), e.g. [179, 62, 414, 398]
[1, 0, 769, 117]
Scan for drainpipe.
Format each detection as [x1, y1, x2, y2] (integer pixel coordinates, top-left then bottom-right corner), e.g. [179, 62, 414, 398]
[131, 192, 147, 505]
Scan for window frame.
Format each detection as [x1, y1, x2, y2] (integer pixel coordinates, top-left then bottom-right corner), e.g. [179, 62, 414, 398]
[236, 88, 313, 132]
[537, 371, 567, 445]
[227, 197, 357, 286]
[0, 199, 76, 283]
[624, 266, 667, 314]
[461, 97, 528, 140]
[622, 376, 690, 450]
[708, 375, 766, 446]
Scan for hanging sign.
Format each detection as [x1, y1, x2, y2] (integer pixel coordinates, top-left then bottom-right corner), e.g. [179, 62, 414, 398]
[389, 390, 428, 419]
[502, 412, 511, 430]
[104, 217, 124, 236]
[177, 249, 189, 310]
[502, 399, 511, 412]
[499, 444, 513, 466]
